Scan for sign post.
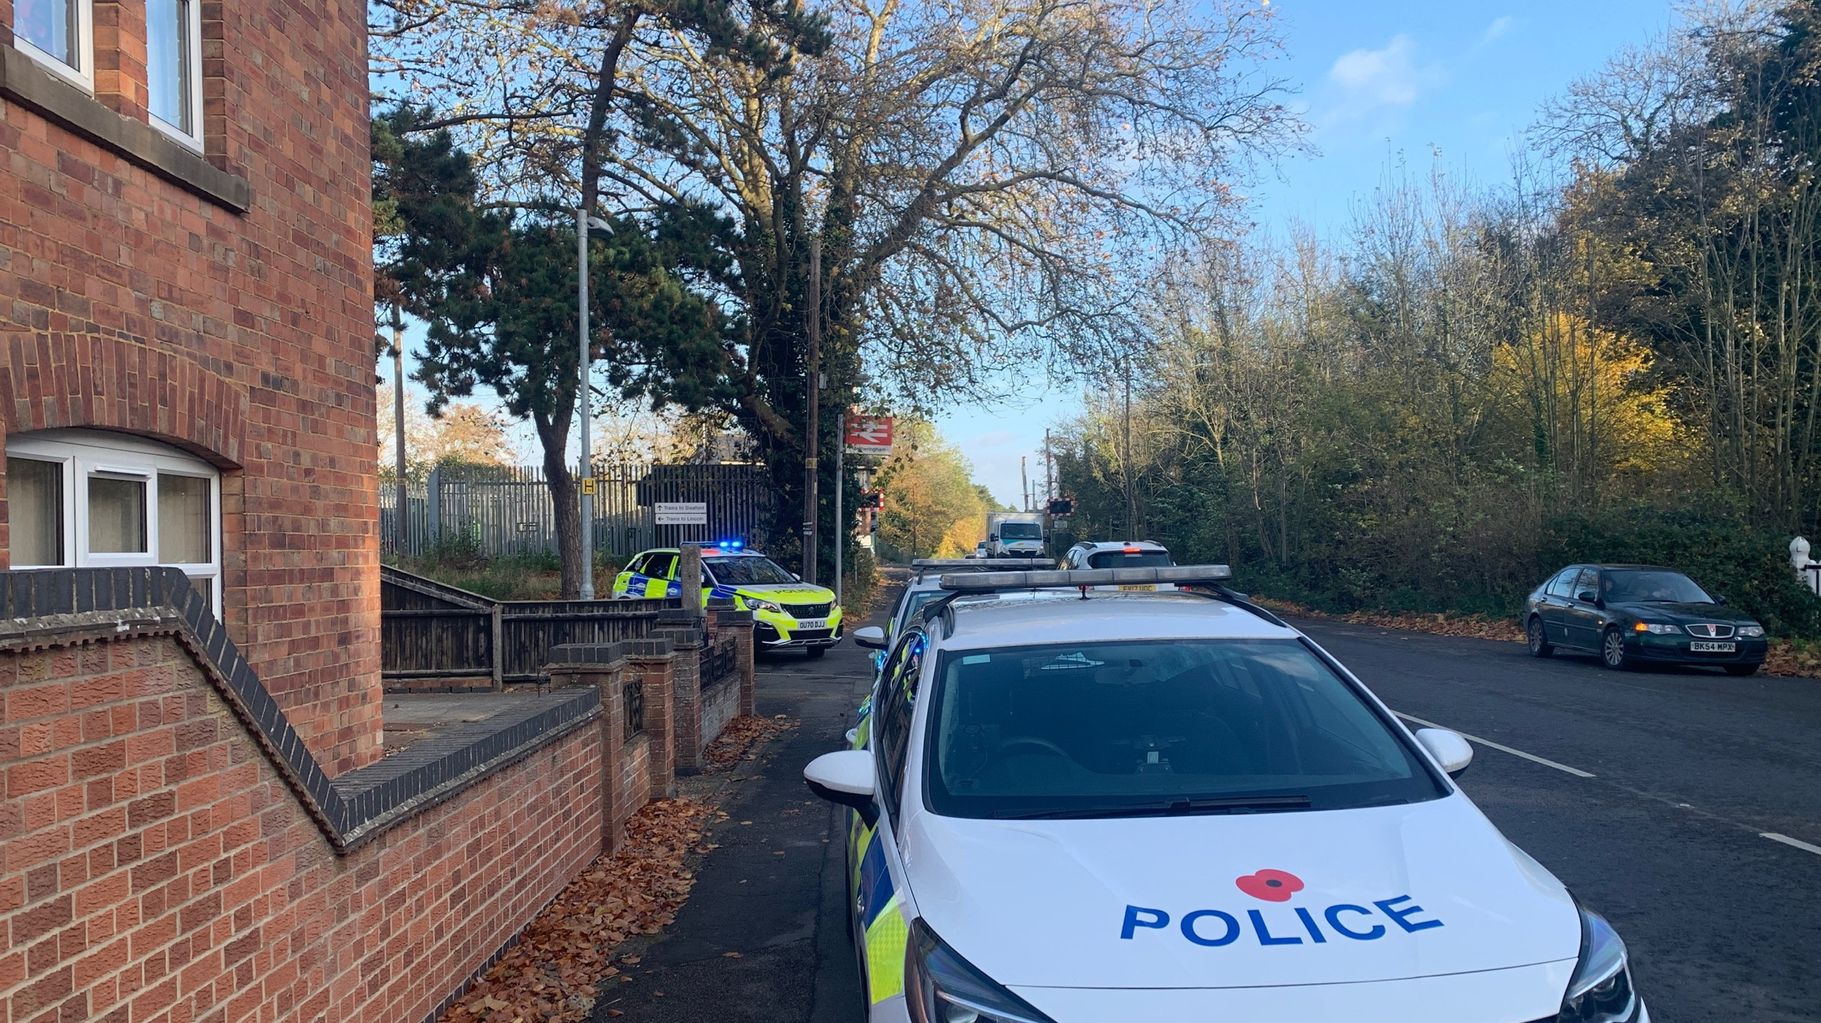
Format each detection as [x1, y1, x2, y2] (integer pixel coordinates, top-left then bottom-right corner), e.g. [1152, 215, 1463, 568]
[840, 414, 895, 606]
[654, 502, 709, 526]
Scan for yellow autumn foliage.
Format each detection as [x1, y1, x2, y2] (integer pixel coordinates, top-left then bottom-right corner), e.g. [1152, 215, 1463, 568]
[934, 515, 987, 558]
[1489, 313, 1695, 485]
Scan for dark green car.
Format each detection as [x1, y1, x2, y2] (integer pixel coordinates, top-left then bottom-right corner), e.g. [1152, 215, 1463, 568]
[1523, 564, 1767, 675]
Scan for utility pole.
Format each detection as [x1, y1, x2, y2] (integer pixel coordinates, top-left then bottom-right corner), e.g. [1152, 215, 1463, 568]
[1043, 428, 1052, 507]
[391, 304, 407, 553]
[1021, 456, 1030, 512]
[1122, 360, 1136, 537]
[834, 412, 845, 605]
[577, 207, 603, 599]
[802, 235, 822, 584]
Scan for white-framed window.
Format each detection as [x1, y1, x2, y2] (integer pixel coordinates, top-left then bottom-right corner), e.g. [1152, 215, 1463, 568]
[11, 0, 94, 90]
[7, 431, 222, 612]
[146, 0, 202, 148]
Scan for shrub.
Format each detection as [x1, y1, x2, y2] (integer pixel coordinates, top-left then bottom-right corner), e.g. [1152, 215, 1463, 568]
[1539, 507, 1821, 638]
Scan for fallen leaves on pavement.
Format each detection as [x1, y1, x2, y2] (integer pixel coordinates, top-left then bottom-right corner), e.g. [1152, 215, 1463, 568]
[704, 714, 795, 772]
[1762, 640, 1821, 678]
[438, 797, 715, 1023]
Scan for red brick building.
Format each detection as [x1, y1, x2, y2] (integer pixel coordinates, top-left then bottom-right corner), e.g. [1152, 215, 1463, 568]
[0, 7, 763, 1021]
[0, 0, 382, 775]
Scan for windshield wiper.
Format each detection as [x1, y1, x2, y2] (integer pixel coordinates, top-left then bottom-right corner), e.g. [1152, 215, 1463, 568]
[996, 794, 1312, 820]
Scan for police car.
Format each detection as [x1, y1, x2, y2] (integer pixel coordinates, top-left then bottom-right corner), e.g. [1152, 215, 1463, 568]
[611, 542, 844, 656]
[856, 559, 1054, 653]
[808, 565, 1646, 1022]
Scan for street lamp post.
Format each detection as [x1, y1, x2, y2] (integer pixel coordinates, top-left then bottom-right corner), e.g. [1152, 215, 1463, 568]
[578, 208, 611, 599]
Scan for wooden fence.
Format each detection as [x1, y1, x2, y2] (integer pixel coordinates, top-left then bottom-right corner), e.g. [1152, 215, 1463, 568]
[381, 565, 678, 688]
[379, 462, 775, 559]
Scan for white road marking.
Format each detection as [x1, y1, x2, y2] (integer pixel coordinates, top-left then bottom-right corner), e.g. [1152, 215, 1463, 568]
[1760, 832, 1821, 857]
[1395, 712, 1597, 779]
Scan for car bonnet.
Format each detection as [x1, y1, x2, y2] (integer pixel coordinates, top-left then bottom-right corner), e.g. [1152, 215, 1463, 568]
[733, 582, 836, 604]
[899, 794, 1580, 990]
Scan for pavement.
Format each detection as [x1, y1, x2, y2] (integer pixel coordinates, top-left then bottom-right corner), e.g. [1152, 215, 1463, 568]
[586, 635, 874, 1023]
[586, 594, 1821, 1022]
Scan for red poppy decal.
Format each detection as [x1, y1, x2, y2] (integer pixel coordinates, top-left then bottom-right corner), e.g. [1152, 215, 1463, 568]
[1235, 869, 1305, 903]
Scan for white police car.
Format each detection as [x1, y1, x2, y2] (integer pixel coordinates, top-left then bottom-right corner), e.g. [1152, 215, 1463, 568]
[858, 559, 1054, 652]
[808, 565, 1646, 1022]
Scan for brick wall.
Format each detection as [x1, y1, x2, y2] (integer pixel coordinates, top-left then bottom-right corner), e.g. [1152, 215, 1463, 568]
[0, 629, 602, 1023]
[701, 669, 740, 753]
[549, 651, 673, 853]
[0, 0, 381, 775]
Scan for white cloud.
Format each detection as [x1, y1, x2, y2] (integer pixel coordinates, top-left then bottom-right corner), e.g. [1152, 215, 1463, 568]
[1329, 35, 1427, 107]
[1318, 34, 1448, 130]
[1479, 15, 1514, 45]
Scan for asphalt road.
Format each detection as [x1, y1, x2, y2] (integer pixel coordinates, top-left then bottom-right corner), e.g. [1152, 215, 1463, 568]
[594, 603, 1821, 1023]
[1294, 620, 1821, 1023]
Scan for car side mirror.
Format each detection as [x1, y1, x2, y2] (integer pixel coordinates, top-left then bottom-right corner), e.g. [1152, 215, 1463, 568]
[1575, 590, 1598, 604]
[1714, 594, 1728, 605]
[1415, 728, 1473, 779]
[792, 572, 802, 582]
[854, 625, 888, 651]
[989, 534, 998, 541]
[804, 750, 878, 826]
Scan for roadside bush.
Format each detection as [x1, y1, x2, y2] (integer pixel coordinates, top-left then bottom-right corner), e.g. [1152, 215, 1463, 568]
[394, 549, 626, 602]
[844, 547, 882, 616]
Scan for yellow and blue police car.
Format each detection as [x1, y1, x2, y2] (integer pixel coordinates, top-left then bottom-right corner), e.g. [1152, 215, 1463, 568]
[810, 564, 1648, 1022]
[611, 542, 845, 657]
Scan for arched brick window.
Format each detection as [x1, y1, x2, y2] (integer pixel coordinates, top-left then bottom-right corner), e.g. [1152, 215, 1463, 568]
[6, 430, 222, 610]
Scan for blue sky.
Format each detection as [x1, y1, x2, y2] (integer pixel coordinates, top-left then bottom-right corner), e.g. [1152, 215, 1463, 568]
[946, 0, 1680, 508]
[384, 1, 1682, 504]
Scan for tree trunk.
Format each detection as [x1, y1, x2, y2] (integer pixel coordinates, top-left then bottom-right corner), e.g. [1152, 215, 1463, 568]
[536, 415, 582, 599]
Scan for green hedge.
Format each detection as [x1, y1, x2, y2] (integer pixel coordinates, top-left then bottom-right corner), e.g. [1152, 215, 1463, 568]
[1538, 508, 1821, 637]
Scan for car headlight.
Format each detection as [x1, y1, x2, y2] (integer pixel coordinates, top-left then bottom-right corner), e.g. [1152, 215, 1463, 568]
[906, 920, 1056, 1023]
[1559, 908, 1639, 1022]
[1739, 625, 1766, 638]
[1630, 622, 1679, 635]
[744, 597, 783, 614]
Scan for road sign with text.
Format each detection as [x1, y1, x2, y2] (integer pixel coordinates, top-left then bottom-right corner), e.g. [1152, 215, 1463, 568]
[654, 502, 708, 525]
[843, 414, 894, 455]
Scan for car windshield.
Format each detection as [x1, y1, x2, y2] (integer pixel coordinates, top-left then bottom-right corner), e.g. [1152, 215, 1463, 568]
[1602, 570, 1712, 604]
[999, 521, 1042, 539]
[898, 590, 947, 631]
[1087, 550, 1173, 569]
[706, 555, 797, 586]
[925, 639, 1445, 819]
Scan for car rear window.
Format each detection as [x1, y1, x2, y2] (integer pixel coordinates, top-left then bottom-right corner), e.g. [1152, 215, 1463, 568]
[924, 639, 1446, 819]
[1086, 550, 1173, 569]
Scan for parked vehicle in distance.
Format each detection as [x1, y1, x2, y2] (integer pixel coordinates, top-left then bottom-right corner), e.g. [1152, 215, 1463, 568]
[986, 511, 1045, 558]
[1523, 564, 1766, 674]
[970, 541, 989, 559]
[1061, 540, 1177, 591]
[814, 565, 1648, 1022]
